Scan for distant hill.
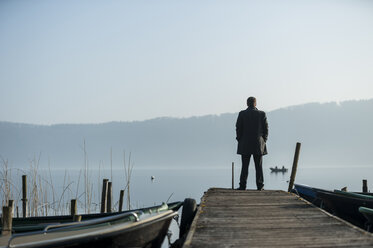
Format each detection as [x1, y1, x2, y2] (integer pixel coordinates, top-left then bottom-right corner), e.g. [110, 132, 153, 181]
[1, 99, 373, 169]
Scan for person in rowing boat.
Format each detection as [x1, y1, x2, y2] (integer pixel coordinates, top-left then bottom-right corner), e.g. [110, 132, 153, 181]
[236, 96, 268, 191]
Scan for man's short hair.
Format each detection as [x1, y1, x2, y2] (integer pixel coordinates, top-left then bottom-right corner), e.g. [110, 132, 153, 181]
[247, 97, 256, 107]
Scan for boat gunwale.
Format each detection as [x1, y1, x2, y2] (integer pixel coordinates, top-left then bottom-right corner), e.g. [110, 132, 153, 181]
[334, 190, 373, 200]
[1, 201, 183, 234]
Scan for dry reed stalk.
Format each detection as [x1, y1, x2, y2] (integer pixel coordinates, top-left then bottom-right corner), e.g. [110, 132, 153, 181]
[110, 148, 113, 212]
[110, 147, 113, 183]
[0, 158, 10, 206]
[81, 139, 93, 214]
[97, 160, 102, 212]
[48, 162, 57, 215]
[0, 158, 17, 207]
[29, 154, 42, 216]
[38, 175, 44, 216]
[75, 169, 82, 201]
[123, 151, 134, 210]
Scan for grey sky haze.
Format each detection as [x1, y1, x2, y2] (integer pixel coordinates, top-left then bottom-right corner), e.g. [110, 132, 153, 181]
[1, 0, 373, 124]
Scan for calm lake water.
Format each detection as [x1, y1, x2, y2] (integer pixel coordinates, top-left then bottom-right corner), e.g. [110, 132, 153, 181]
[2, 164, 373, 247]
[119, 164, 373, 206]
[5, 164, 373, 212]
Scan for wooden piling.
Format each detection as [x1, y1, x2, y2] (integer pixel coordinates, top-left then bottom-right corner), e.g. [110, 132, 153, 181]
[363, 179, 368, 193]
[73, 215, 82, 222]
[119, 190, 125, 212]
[288, 142, 301, 192]
[22, 175, 28, 218]
[8, 200, 14, 216]
[100, 179, 109, 213]
[231, 162, 234, 189]
[2, 206, 13, 236]
[70, 199, 77, 216]
[107, 182, 113, 213]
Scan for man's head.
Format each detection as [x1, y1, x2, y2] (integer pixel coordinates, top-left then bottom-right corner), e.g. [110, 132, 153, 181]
[247, 97, 257, 107]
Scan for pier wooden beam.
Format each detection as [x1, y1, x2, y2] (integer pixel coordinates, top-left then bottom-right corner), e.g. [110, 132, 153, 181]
[22, 175, 28, 218]
[8, 200, 14, 210]
[107, 182, 112, 213]
[73, 215, 82, 222]
[231, 162, 234, 190]
[119, 190, 125, 212]
[70, 199, 77, 216]
[363, 179, 368, 193]
[288, 142, 301, 192]
[100, 179, 109, 213]
[2, 206, 13, 236]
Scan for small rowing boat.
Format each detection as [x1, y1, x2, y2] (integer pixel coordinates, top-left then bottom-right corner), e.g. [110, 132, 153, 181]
[0, 201, 182, 248]
[270, 166, 288, 173]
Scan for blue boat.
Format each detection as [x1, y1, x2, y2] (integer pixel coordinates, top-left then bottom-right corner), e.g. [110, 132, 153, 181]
[292, 184, 330, 207]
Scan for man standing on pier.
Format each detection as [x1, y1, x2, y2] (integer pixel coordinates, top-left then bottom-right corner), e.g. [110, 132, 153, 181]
[236, 97, 268, 190]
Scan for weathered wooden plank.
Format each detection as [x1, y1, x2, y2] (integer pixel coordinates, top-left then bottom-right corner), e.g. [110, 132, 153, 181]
[183, 188, 373, 248]
[189, 238, 373, 248]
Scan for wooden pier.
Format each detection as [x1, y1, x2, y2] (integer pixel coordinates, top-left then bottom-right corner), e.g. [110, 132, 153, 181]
[183, 188, 373, 247]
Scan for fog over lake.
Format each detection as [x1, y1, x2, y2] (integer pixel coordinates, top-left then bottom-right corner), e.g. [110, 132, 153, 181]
[1, 99, 372, 170]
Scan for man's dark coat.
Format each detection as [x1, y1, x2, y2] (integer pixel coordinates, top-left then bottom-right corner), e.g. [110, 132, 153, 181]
[236, 107, 268, 155]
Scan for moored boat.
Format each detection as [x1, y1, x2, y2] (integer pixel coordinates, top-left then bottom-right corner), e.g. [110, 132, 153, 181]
[359, 206, 373, 231]
[292, 184, 373, 230]
[292, 184, 373, 207]
[2, 201, 182, 234]
[0, 201, 182, 248]
[316, 190, 373, 229]
[292, 184, 331, 207]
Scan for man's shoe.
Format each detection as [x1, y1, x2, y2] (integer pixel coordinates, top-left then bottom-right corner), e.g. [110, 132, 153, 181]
[257, 186, 264, 191]
[236, 187, 245, 190]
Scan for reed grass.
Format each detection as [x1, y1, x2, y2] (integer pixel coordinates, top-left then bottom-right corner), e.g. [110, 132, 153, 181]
[0, 158, 17, 207]
[0, 140, 136, 216]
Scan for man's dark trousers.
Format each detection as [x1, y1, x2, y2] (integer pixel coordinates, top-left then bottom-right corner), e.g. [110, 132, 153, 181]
[239, 154, 264, 189]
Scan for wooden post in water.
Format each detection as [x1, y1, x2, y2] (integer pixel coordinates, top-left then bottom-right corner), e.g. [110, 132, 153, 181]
[363, 179, 368, 193]
[101, 179, 109, 213]
[288, 142, 301, 192]
[73, 215, 82, 222]
[70, 199, 81, 222]
[71, 199, 77, 216]
[8, 200, 14, 216]
[2, 206, 12, 236]
[119, 190, 124, 212]
[107, 182, 112, 213]
[232, 162, 234, 189]
[22, 175, 28, 218]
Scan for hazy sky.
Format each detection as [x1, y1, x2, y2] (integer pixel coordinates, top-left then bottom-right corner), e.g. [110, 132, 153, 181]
[1, 0, 372, 124]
